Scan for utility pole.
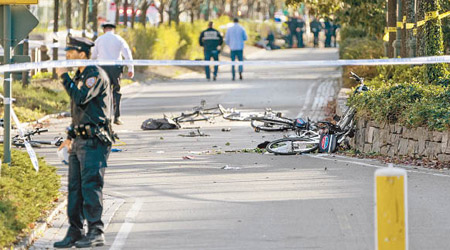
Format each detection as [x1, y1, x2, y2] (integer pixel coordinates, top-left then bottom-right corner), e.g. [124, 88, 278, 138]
[52, 0, 59, 79]
[2, 5, 12, 164]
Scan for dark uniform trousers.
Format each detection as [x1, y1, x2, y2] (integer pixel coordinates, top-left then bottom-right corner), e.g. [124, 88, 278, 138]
[102, 66, 123, 118]
[204, 50, 219, 79]
[68, 137, 111, 235]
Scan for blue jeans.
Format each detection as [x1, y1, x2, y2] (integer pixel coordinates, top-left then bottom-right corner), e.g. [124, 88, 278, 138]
[204, 50, 219, 79]
[230, 50, 243, 78]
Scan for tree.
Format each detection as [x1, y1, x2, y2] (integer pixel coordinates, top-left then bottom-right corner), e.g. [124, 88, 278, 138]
[138, 0, 153, 27]
[419, 0, 447, 83]
[53, 0, 59, 79]
[115, 0, 122, 25]
[158, 0, 169, 24]
[81, 0, 88, 37]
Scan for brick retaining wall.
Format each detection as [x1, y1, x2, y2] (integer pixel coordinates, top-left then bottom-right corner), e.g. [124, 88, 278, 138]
[350, 119, 450, 162]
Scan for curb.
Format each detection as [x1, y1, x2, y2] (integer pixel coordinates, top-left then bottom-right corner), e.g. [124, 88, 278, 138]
[13, 196, 67, 250]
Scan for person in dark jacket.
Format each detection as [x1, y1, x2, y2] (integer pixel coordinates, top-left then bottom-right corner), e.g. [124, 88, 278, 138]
[310, 17, 323, 48]
[296, 16, 306, 48]
[199, 21, 223, 81]
[54, 36, 113, 249]
[324, 17, 333, 48]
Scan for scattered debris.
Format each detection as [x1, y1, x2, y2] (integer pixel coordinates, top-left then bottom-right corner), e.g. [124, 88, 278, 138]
[221, 128, 231, 132]
[156, 151, 165, 154]
[222, 165, 241, 170]
[111, 148, 122, 153]
[257, 141, 270, 149]
[178, 129, 209, 137]
[141, 118, 179, 130]
[160, 137, 164, 140]
[225, 142, 231, 146]
[182, 156, 195, 160]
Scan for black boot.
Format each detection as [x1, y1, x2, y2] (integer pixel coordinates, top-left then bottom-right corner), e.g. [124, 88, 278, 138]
[54, 232, 83, 248]
[75, 230, 105, 248]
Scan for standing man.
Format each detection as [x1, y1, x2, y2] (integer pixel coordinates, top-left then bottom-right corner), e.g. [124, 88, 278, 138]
[324, 17, 333, 48]
[296, 16, 306, 48]
[54, 36, 114, 248]
[225, 18, 248, 81]
[91, 22, 134, 125]
[199, 21, 223, 81]
[310, 17, 323, 48]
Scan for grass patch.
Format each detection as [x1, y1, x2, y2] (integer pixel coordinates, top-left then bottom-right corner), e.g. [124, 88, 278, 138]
[0, 81, 70, 122]
[0, 147, 60, 248]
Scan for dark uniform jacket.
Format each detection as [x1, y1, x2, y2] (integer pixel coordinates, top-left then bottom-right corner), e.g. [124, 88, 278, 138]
[199, 28, 223, 51]
[310, 20, 323, 34]
[61, 66, 111, 127]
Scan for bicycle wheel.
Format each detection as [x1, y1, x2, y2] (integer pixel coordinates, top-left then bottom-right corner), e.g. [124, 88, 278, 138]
[173, 112, 209, 124]
[251, 117, 294, 132]
[266, 137, 319, 155]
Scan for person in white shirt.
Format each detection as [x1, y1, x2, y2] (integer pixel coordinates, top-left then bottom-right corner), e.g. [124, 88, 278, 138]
[91, 22, 134, 125]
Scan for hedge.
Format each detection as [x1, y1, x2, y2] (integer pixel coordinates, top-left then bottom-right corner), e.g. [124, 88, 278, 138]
[0, 148, 60, 248]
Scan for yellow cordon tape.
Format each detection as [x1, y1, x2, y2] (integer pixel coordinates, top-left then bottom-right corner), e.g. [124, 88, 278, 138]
[383, 10, 450, 42]
[375, 164, 408, 250]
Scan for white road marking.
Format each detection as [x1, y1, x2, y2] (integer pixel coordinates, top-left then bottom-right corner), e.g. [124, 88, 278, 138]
[109, 198, 144, 250]
[309, 154, 450, 178]
[297, 79, 319, 118]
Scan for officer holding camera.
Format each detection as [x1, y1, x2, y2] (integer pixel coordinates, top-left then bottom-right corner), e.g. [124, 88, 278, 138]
[54, 36, 113, 248]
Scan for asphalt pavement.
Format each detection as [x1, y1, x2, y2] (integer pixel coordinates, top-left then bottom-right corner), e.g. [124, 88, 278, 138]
[30, 48, 450, 250]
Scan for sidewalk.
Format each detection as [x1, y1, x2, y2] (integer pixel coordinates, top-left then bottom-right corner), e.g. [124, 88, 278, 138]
[29, 195, 124, 249]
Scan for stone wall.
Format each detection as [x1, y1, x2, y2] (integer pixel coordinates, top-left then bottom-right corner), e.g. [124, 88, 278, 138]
[351, 119, 450, 163]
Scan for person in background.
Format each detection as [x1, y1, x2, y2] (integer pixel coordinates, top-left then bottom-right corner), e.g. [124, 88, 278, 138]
[310, 17, 323, 48]
[296, 16, 306, 48]
[91, 22, 134, 125]
[324, 17, 333, 48]
[225, 18, 248, 81]
[332, 21, 340, 47]
[199, 21, 223, 81]
[54, 36, 113, 248]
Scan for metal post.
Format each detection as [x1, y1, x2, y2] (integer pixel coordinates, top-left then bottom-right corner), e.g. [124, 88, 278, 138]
[394, 0, 403, 57]
[52, 0, 59, 79]
[2, 5, 12, 164]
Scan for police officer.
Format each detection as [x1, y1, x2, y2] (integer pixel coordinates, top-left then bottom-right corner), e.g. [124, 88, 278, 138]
[92, 22, 134, 125]
[310, 17, 323, 48]
[199, 21, 223, 81]
[296, 16, 306, 48]
[324, 17, 333, 48]
[54, 36, 113, 248]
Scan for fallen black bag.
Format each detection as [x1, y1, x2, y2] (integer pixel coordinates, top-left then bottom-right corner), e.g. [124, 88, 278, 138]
[318, 134, 337, 153]
[141, 118, 179, 130]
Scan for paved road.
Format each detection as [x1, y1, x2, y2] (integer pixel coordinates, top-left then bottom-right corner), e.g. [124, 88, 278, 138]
[31, 48, 450, 250]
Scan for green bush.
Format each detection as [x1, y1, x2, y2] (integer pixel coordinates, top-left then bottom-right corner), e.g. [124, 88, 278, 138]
[349, 67, 450, 131]
[119, 17, 270, 62]
[0, 148, 60, 248]
[339, 37, 385, 87]
[0, 81, 70, 122]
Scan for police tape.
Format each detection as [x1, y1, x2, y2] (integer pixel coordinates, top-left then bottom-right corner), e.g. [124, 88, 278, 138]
[0, 93, 39, 172]
[2, 56, 450, 73]
[383, 10, 450, 41]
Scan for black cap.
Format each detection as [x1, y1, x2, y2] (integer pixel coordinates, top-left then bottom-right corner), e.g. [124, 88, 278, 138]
[101, 22, 116, 29]
[65, 36, 95, 53]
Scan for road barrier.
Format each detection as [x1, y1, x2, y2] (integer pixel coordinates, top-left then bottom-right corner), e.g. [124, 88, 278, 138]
[2, 55, 450, 73]
[375, 164, 408, 250]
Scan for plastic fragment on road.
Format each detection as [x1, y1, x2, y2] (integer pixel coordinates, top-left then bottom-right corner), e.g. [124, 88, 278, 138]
[182, 155, 195, 160]
[222, 165, 241, 170]
[111, 148, 122, 152]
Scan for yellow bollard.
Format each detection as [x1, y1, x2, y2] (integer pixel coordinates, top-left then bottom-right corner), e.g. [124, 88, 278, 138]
[375, 164, 408, 250]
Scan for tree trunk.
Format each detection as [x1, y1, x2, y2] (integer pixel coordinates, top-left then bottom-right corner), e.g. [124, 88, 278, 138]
[115, 0, 121, 26]
[416, 0, 424, 56]
[93, 0, 98, 39]
[400, 0, 407, 57]
[405, 0, 416, 57]
[158, 1, 165, 24]
[131, 0, 136, 28]
[66, 0, 72, 37]
[387, 0, 396, 58]
[53, 0, 59, 79]
[82, 0, 88, 37]
[123, 0, 128, 27]
[269, 0, 275, 19]
[139, 1, 151, 27]
[422, 0, 446, 83]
